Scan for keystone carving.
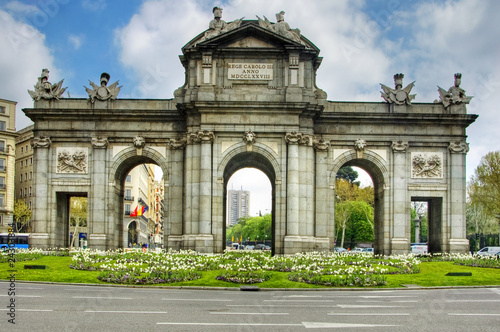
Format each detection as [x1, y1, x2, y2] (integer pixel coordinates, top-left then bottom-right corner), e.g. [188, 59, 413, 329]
[243, 130, 256, 145]
[133, 135, 146, 149]
[28, 68, 67, 101]
[380, 73, 416, 105]
[84, 72, 122, 103]
[435, 73, 473, 108]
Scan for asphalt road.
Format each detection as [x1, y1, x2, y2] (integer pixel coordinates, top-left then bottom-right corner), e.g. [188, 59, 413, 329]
[1, 282, 499, 331]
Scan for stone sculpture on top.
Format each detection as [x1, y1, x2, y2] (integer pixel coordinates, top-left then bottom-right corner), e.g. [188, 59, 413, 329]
[28, 68, 67, 101]
[84, 72, 122, 103]
[435, 73, 473, 107]
[380, 73, 416, 105]
[198, 7, 244, 43]
[257, 11, 302, 44]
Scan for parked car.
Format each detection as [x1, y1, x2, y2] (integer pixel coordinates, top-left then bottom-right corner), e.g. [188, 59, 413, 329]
[476, 247, 500, 256]
[254, 244, 266, 250]
[334, 247, 347, 253]
[245, 245, 254, 250]
[362, 248, 374, 254]
[264, 245, 271, 250]
[410, 244, 428, 254]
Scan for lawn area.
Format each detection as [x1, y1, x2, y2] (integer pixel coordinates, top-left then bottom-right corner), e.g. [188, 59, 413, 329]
[1, 249, 499, 288]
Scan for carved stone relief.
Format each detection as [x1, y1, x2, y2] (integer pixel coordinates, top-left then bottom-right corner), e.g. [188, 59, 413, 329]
[31, 136, 52, 148]
[449, 141, 469, 154]
[243, 130, 256, 145]
[57, 148, 88, 174]
[392, 140, 409, 152]
[411, 152, 443, 179]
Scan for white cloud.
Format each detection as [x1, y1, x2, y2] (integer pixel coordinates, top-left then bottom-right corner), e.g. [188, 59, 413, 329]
[0, 9, 60, 130]
[68, 34, 83, 50]
[4, 1, 39, 15]
[81, 0, 107, 12]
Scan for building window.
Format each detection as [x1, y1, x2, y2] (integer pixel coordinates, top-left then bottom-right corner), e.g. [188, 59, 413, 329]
[125, 204, 131, 215]
[0, 194, 4, 207]
[20, 174, 23, 182]
[30, 158, 33, 165]
[19, 189, 22, 197]
[30, 171, 32, 180]
[29, 187, 32, 196]
[0, 106, 5, 114]
[21, 147, 23, 153]
[24, 188, 27, 197]
[0, 121, 5, 131]
[20, 160, 23, 168]
[0, 176, 4, 189]
[29, 201, 31, 209]
[0, 159, 5, 172]
[126, 175, 132, 182]
[0, 141, 4, 152]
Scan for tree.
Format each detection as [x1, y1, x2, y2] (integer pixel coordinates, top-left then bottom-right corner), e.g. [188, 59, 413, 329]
[226, 214, 272, 243]
[335, 200, 374, 248]
[467, 151, 500, 244]
[336, 166, 360, 186]
[468, 151, 500, 216]
[13, 199, 32, 233]
[69, 197, 87, 248]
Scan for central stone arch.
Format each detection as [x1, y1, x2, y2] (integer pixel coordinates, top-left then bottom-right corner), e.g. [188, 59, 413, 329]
[217, 143, 282, 254]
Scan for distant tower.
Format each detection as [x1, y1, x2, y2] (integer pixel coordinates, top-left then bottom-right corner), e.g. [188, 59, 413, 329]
[227, 188, 250, 226]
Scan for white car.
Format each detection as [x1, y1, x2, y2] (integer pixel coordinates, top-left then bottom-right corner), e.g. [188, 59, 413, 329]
[476, 247, 500, 256]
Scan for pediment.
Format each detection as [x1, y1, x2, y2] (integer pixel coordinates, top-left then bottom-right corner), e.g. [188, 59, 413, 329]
[183, 20, 318, 52]
[226, 36, 276, 48]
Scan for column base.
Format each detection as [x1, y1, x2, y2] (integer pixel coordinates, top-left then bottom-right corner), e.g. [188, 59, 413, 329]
[283, 236, 330, 254]
[30, 233, 50, 249]
[390, 237, 410, 254]
[166, 236, 183, 251]
[448, 238, 470, 253]
[88, 234, 107, 250]
[181, 234, 214, 253]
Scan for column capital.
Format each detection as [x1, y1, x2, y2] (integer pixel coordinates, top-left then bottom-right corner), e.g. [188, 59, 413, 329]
[169, 137, 187, 150]
[313, 139, 330, 151]
[391, 140, 409, 153]
[449, 140, 469, 154]
[31, 136, 51, 148]
[285, 131, 303, 144]
[91, 137, 108, 149]
[197, 130, 215, 143]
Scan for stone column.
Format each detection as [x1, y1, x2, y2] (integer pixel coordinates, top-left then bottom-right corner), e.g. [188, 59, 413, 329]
[30, 137, 51, 248]
[197, 130, 214, 253]
[285, 132, 301, 235]
[167, 137, 186, 250]
[391, 141, 410, 253]
[89, 137, 108, 250]
[448, 141, 469, 252]
[314, 139, 330, 251]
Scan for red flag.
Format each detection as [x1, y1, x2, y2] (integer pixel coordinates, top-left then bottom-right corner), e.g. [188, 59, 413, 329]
[130, 206, 138, 217]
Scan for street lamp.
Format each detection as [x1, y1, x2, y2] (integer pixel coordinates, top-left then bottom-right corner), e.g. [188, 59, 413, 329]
[414, 214, 421, 244]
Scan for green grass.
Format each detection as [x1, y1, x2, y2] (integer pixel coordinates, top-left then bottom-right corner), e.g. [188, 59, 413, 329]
[2, 256, 499, 288]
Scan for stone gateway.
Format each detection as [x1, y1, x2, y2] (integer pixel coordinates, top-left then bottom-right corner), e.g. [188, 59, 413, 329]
[24, 10, 477, 255]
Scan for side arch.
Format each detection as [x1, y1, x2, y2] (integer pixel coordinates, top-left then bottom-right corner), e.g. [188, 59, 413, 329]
[329, 149, 391, 255]
[106, 146, 170, 248]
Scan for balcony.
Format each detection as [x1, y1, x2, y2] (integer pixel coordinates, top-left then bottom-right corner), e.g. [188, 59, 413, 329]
[124, 196, 134, 201]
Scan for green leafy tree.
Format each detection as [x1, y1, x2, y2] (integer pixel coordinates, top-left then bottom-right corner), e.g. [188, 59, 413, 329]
[336, 166, 359, 185]
[13, 199, 32, 233]
[69, 197, 87, 248]
[226, 214, 272, 243]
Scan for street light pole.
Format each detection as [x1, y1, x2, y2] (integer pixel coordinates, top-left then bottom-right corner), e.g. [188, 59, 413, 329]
[414, 214, 421, 244]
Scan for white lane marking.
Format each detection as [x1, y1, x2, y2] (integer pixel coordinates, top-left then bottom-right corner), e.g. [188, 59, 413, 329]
[359, 295, 417, 298]
[85, 310, 167, 314]
[157, 322, 302, 327]
[72, 296, 132, 300]
[0, 309, 52, 312]
[446, 300, 500, 302]
[162, 298, 232, 302]
[337, 304, 407, 308]
[0, 295, 41, 298]
[328, 313, 410, 316]
[264, 299, 336, 302]
[210, 312, 289, 315]
[449, 313, 500, 316]
[227, 304, 335, 308]
[303, 322, 399, 328]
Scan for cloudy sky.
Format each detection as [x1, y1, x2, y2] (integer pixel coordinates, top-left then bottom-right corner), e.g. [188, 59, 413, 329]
[1, 0, 499, 216]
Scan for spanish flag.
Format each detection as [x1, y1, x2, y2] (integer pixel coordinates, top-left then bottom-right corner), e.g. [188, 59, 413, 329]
[138, 206, 143, 216]
[130, 206, 138, 217]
